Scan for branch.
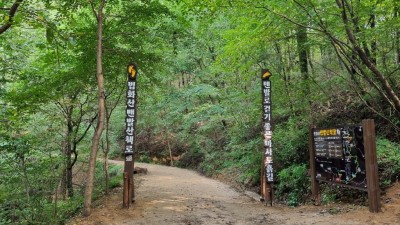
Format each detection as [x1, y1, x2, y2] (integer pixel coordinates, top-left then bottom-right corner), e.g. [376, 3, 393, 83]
[20, 8, 67, 41]
[75, 114, 98, 144]
[336, 0, 400, 113]
[89, 0, 98, 20]
[331, 39, 397, 111]
[0, 0, 24, 35]
[90, 0, 106, 21]
[254, 4, 324, 33]
[55, 102, 69, 119]
[354, 86, 400, 132]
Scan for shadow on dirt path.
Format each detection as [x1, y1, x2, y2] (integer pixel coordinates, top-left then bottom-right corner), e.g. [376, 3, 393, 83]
[68, 161, 399, 225]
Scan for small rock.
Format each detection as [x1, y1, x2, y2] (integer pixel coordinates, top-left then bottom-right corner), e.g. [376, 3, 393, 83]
[134, 167, 148, 174]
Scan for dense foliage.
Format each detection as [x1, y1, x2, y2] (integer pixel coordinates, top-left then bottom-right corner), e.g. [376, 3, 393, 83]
[1, 0, 400, 223]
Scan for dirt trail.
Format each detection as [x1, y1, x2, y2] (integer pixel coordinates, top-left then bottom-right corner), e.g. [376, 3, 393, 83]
[69, 161, 400, 225]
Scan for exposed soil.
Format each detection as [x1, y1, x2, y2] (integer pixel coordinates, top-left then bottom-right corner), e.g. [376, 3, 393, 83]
[68, 161, 400, 225]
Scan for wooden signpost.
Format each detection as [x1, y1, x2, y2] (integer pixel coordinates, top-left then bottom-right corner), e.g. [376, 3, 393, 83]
[261, 69, 274, 205]
[309, 119, 380, 212]
[363, 119, 381, 213]
[123, 63, 138, 208]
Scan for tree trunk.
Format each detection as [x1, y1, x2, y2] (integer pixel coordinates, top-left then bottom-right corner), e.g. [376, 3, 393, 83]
[83, 0, 106, 217]
[104, 151, 110, 195]
[60, 131, 68, 200]
[60, 110, 74, 199]
[296, 26, 309, 83]
[395, 5, 400, 65]
[103, 87, 123, 195]
[296, 25, 312, 115]
[275, 42, 294, 113]
[370, 13, 377, 66]
[167, 136, 173, 166]
[66, 108, 74, 197]
[104, 97, 110, 195]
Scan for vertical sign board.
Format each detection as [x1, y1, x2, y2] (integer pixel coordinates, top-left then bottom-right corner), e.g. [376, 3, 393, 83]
[123, 63, 138, 208]
[261, 69, 273, 204]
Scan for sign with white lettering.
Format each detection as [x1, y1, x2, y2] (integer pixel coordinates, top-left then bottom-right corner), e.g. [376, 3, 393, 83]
[123, 62, 138, 208]
[125, 63, 138, 159]
[262, 69, 273, 183]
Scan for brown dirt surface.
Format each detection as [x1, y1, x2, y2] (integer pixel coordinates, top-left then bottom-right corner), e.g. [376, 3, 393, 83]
[68, 161, 400, 225]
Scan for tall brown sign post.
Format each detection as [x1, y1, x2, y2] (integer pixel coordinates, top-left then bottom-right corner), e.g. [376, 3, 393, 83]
[261, 69, 274, 205]
[123, 63, 138, 208]
[363, 119, 381, 213]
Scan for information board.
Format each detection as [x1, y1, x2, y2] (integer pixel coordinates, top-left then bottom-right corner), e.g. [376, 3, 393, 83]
[313, 126, 367, 189]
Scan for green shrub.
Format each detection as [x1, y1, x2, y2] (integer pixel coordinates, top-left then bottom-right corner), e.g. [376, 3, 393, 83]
[137, 154, 151, 163]
[228, 139, 263, 187]
[275, 164, 309, 207]
[176, 148, 204, 169]
[321, 189, 337, 204]
[109, 164, 124, 188]
[109, 148, 124, 159]
[376, 138, 400, 188]
[273, 117, 309, 170]
[109, 173, 123, 188]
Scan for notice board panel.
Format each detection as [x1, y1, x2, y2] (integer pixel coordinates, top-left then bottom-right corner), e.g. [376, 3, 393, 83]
[313, 126, 367, 189]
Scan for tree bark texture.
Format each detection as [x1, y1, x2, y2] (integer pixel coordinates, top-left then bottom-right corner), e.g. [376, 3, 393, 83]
[104, 100, 110, 195]
[395, 5, 400, 65]
[83, 0, 106, 217]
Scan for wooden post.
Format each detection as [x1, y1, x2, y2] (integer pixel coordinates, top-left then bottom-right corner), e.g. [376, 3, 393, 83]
[261, 157, 273, 206]
[309, 125, 320, 205]
[362, 119, 381, 213]
[123, 63, 138, 208]
[267, 184, 273, 206]
[123, 172, 129, 208]
[124, 159, 134, 204]
[261, 69, 274, 206]
[261, 157, 267, 201]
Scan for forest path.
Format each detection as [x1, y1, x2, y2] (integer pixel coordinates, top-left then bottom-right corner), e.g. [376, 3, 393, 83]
[68, 161, 397, 225]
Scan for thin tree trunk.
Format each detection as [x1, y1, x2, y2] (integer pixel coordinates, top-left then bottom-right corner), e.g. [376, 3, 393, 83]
[103, 88, 124, 195]
[104, 99, 110, 195]
[104, 151, 109, 195]
[66, 109, 74, 197]
[370, 13, 377, 66]
[275, 42, 294, 113]
[20, 155, 31, 201]
[167, 136, 173, 166]
[395, 5, 400, 65]
[60, 130, 68, 200]
[83, 0, 106, 217]
[296, 25, 312, 117]
[296, 26, 309, 83]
